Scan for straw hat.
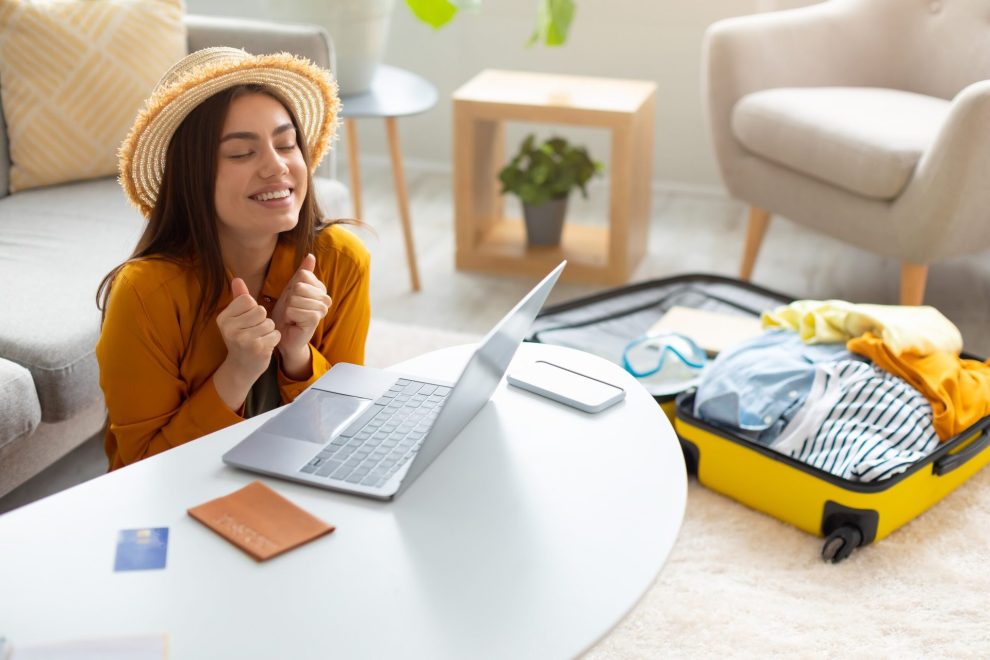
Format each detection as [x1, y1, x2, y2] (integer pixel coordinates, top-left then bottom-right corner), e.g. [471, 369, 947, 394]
[119, 47, 340, 218]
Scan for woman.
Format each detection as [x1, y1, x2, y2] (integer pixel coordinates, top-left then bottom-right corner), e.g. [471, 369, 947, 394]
[97, 48, 370, 470]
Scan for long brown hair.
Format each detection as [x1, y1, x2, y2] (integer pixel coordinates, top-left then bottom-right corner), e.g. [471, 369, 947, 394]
[97, 83, 339, 328]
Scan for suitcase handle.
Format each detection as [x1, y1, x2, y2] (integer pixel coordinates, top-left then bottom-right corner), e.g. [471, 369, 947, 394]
[933, 416, 990, 476]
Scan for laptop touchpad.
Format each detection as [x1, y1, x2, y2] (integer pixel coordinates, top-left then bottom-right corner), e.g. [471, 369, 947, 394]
[259, 389, 370, 444]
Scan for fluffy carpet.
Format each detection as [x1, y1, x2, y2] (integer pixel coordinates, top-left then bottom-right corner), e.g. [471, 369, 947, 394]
[587, 469, 990, 658]
[364, 318, 482, 369]
[368, 320, 990, 657]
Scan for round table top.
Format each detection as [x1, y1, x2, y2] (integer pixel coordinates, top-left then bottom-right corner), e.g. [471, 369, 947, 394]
[339, 65, 438, 119]
[0, 342, 686, 659]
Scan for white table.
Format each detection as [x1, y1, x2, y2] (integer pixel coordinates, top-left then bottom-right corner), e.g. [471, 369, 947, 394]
[0, 343, 686, 659]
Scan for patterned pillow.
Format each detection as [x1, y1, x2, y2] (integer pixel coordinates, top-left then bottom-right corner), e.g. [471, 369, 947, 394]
[0, 0, 187, 193]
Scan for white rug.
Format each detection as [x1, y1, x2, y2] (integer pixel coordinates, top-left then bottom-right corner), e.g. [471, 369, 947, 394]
[588, 470, 990, 658]
[368, 320, 990, 657]
[364, 318, 482, 369]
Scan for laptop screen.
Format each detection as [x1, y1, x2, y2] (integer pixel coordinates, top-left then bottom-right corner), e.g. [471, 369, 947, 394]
[394, 261, 565, 495]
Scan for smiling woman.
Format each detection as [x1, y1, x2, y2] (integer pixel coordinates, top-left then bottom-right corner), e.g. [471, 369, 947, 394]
[214, 93, 310, 275]
[95, 48, 371, 471]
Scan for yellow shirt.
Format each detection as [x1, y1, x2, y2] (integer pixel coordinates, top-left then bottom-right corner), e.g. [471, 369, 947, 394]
[762, 300, 962, 355]
[96, 224, 371, 470]
[847, 333, 990, 441]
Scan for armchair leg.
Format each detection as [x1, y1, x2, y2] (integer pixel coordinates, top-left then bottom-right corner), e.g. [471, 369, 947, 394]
[900, 262, 928, 306]
[740, 206, 771, 281]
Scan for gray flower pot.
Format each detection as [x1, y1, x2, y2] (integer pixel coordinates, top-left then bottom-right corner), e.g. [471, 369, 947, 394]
[522, 197, 568, 246]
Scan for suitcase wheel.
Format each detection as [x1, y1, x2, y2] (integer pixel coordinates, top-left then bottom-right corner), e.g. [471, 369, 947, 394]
[821, 525, 863, 563]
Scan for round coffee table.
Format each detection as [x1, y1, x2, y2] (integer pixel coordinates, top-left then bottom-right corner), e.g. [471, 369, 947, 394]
[0, 342, 686, 658]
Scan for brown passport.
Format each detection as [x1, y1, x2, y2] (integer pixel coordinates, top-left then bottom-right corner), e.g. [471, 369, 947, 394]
[187, 481, 334, 561]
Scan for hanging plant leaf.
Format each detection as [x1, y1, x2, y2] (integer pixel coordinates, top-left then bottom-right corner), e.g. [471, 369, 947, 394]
[405, 0, 459, 29]
[527, 0, 576, 47]
[407, 0, 576, 46]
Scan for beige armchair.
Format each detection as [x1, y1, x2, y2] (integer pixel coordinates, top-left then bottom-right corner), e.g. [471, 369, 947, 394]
[703, 0, 990, 305]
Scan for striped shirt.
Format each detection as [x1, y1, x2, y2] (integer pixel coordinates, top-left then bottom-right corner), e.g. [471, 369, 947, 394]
[771, 360, 940, 482]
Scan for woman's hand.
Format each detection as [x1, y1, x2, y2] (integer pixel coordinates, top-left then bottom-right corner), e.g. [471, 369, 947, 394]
[213, 277, 281, 410]
[272, 253, 332, 379]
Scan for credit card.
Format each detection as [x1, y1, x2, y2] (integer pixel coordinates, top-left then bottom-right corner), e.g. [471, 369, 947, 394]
[113, 527, 169, 572]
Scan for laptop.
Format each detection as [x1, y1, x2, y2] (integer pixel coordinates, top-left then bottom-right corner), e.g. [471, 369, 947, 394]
[222, 261, 566, 500]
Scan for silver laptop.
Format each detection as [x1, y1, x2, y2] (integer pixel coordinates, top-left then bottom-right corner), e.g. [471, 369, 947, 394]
[223, 261, 565, 500]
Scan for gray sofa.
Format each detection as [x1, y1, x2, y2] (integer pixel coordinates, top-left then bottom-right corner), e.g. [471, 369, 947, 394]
[0, 15, 349, 498]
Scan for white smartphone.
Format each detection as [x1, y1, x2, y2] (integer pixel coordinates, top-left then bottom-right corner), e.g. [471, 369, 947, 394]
[507, 360, 626, 413]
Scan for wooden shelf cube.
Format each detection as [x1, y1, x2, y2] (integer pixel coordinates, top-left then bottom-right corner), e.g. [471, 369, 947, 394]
[452, 69, 657, 284]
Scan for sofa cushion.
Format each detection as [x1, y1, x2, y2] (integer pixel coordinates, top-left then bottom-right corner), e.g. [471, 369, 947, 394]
[0, 357, 41, 450]
[731, 87, 951, 200]
[0, 178, 142, 422]
[0, 0, 186, 193]
[0, 175, 349, 423]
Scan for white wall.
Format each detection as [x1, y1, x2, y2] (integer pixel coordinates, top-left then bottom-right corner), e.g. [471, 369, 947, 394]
[188, 0, 796, 189]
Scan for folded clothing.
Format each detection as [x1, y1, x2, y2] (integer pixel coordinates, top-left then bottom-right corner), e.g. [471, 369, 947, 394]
[771, 360, 940, 482]
[848, 333, 990, 441]
[762, 300, 962, 356]
[694, 329, 943, 482]
[694, 330, 859, 445]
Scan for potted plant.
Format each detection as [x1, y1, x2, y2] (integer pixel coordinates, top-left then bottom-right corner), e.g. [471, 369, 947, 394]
[498, 134, 603, 247]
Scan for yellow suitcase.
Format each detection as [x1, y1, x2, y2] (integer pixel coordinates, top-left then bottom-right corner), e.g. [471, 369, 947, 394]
[531, 274, 990, 562]
[675, 392, 990, 562]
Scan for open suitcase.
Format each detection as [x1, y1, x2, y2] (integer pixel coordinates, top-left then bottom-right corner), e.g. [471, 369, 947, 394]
[529, 274, 990, 562]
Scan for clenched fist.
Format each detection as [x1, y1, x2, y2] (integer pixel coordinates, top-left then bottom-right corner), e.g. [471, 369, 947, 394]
[272, 253, 332, 379]
[213, 277, 281, 410]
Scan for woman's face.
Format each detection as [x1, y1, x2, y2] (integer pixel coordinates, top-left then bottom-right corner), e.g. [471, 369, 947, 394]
[214, 92, 308, 244]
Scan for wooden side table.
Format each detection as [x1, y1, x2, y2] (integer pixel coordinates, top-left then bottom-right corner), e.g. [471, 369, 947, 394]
[340, 65, 438, 292]
[452, 69, 657, 284]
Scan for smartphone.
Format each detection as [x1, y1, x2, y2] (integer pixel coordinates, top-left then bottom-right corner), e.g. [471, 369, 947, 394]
[507, 360, 626, 413]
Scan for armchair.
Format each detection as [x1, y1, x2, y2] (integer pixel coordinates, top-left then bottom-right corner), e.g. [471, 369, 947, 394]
[703, 0, 990, 305]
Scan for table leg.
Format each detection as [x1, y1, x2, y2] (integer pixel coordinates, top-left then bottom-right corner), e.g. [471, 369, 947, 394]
[345, 119, 363, 220]
[385, 117, 421, 292]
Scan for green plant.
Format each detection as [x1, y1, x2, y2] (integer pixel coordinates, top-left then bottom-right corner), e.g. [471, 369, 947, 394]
[405, 0, 576, 46]
[498, 134, 603, 207]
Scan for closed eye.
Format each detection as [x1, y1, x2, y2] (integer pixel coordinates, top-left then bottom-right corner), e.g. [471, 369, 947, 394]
[225, 143, 295, 159]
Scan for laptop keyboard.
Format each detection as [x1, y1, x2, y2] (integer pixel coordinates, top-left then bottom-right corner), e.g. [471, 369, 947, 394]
[299, 378, 451, 488]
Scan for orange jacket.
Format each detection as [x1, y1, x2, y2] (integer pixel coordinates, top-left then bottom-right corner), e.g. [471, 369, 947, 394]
[847, 333, 990, 441]
[96, 225, 371, 470]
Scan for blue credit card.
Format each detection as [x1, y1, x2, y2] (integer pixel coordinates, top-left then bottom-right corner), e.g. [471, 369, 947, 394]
[114, 527, 169, 572]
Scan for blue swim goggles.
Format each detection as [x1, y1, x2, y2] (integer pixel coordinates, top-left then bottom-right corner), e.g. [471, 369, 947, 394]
[621, 332, 707, 379]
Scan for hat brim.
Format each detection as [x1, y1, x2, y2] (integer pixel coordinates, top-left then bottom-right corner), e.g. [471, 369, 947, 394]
[119, 52, 339, 219]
